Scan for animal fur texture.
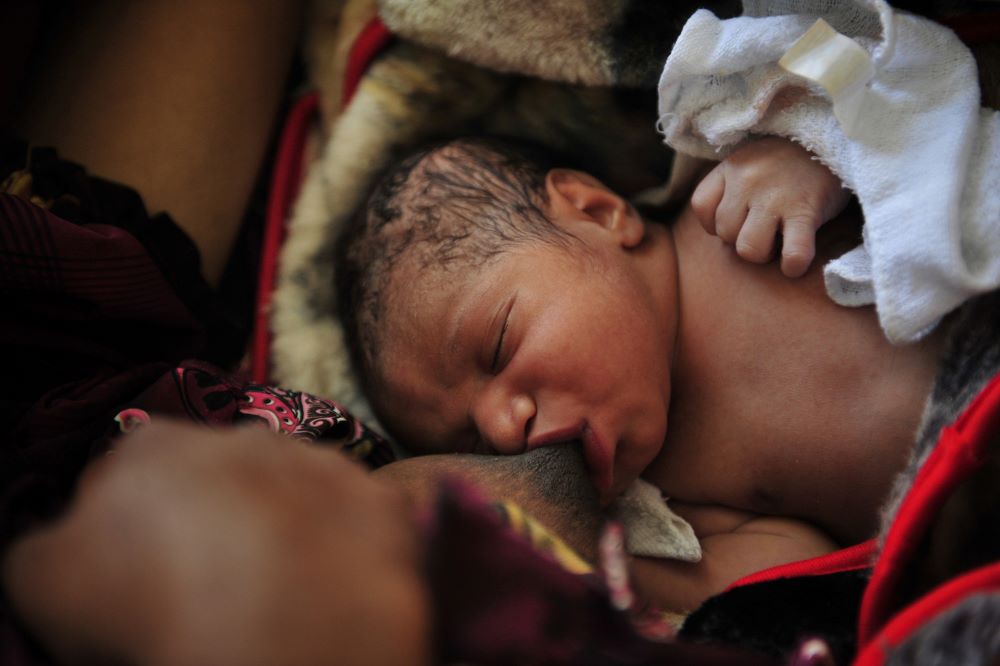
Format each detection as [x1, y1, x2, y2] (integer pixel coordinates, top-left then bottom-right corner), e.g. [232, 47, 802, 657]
[880, 292, 1000, 541]
[887, 593, 1000, 665]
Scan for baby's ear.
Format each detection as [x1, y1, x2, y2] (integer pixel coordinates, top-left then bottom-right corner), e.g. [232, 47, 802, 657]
[545, 169, 645, 248]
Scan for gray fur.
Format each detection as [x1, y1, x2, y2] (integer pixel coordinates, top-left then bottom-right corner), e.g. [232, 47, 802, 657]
[879, 291, 1000, 546]
[886, 594, 1000, 666]
[871, 292, 1000, 662]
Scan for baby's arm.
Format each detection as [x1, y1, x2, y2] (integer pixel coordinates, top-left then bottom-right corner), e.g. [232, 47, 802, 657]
[629, 502, 838, 613]
[690, 137, 850, 278]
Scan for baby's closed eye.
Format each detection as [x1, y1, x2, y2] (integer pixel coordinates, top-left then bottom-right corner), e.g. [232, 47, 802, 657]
[488, 296, 517, 375]
[491, 313, 509, 373]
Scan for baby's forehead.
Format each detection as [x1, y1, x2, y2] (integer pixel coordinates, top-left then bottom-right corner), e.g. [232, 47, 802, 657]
[379, 245, 531, 369]
[381, 253, 462, 333]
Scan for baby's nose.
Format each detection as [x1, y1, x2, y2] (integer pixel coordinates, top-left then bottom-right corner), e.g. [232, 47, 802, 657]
[475, 393, 535, 455]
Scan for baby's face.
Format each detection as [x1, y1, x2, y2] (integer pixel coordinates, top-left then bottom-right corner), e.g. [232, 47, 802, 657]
[374, 221, 679, 503]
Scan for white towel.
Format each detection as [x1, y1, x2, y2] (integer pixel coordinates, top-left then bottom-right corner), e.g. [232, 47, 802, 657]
[613, 479, 702, 562]
[657, 0, 1000, 344]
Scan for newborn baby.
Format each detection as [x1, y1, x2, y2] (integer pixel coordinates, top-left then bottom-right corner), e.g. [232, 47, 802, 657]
[337, 135, 945, 611]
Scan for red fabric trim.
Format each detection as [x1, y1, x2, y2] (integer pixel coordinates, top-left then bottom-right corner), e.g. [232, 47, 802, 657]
[853, 562, 1000, 666]
[251, 18, 394, 382]
[858, 371, 1000, 644]
[343, 18, 394, 106]
[251, 92, 319, 383]
[728, 540, 877, 591]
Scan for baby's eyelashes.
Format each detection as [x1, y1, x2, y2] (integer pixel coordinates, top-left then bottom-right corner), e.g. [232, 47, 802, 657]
[489, 301, 515, 375]
[490, 317, 508, 373]
[484, 295, 518, 376]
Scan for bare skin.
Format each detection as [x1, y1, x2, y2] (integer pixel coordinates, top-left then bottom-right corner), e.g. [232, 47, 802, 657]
[374, 199, 941, 612]
[690, 137, 851, 278]
[645, 204, 944, 546]
[11, 0, 302, 285]
[643, 138, 944, 545]
[3, 422, 430, 665]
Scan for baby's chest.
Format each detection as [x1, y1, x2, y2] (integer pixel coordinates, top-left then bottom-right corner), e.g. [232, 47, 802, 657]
[655, 277, 939, 541]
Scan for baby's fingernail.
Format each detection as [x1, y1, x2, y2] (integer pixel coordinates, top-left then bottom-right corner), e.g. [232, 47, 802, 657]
[788, 638, 834, 666]
[782, 260, 808, 278]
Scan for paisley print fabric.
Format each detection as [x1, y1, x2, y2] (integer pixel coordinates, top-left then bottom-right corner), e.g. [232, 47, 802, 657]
[113, 361, 394, 467]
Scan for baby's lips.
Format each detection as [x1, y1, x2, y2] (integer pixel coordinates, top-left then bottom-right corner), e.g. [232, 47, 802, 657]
[582, 425, 615, 503]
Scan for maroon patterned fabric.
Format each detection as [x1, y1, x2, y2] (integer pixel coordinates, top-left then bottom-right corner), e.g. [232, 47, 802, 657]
[1, 137, 244, 547]
[0, 191, 210, 546]
[112, 360, 393, 466]
[0, 140, 391, 665]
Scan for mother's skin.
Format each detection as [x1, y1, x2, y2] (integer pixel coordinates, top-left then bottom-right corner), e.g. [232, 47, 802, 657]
[377, 446, 836, 615]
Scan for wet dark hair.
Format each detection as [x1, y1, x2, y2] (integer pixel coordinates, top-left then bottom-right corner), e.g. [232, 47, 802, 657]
[335, 135, 577, 388]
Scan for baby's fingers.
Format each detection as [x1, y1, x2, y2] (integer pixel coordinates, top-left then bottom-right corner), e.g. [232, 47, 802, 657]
[691, 165, 725, 235]
[735, 208, 779, 264]
[780, 216, 818, 278]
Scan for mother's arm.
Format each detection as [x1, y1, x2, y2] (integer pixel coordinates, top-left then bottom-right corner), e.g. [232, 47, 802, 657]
[10, 0, 304, 285]
[3, 421, 431, 665]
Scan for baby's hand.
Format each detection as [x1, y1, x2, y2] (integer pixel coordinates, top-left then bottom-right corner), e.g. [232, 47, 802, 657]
[690, 137, 849, 278]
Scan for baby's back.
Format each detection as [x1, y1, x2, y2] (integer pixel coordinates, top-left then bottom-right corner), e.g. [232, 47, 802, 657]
[643, 206, 946, 545]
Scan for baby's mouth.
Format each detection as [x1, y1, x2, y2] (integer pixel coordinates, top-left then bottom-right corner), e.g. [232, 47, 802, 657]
[581, 424, 615, 503]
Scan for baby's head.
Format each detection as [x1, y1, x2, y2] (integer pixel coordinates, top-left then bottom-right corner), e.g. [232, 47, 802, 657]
[337, 136, 568, 383]
[337, 136, 680, 501]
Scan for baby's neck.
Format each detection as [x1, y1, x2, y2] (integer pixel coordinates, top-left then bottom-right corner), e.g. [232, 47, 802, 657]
[632, 218, 683, 368]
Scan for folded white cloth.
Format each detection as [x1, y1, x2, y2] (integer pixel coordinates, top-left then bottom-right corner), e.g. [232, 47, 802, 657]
[613, 479, 702, 562]
[657, 0, 1000, 343]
